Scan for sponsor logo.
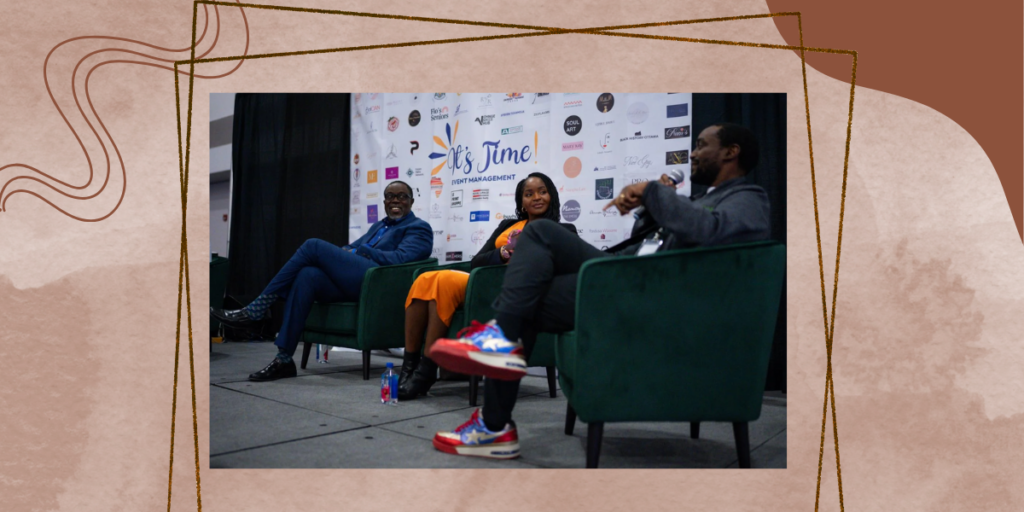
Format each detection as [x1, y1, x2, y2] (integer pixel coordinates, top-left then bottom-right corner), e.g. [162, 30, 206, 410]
[430, 176, 443, 198]
[367, 205, 378, 223]
[387, 116, 399, 131]
[595, 119, 615, 127]
[413, 186, 422, 199]
[431, 106, 450, 121]
[354, 93, 362, 103]
[564, 115, 582, 136]
[592, 164, 617, 172]
[386, 98, 403, 106]
[446, 233, 459, 242]
[666, 150, 689, 165]
[407, 167, 424, 177]
[620, 130, 659, 142]
[561, 200, 581, 222]
[369, 93, 379, 100]
[410, 141, 420, 154]
[354, 153, 360, 164]
[627, 102, 649, 124]
[494, 211, 516, 221]
[366, 192, 379, 200]
[351, 191, 360, 205]
[624, 173, 650, 185]
[596, 93, 615, 113]
[504, 92, 524, 102]
[472, 188, 489, 200]
[430, 202, 443, 219]
[454, 104, 468, 117]
[433, 229, 444, 236]
[451, 189, 463, 208]
[478, 94, 493, 108]
[596, 133, 612, 153]
[367, 170, 378, 183]
[531, 93, 549, 104]
[564, 156, 582, 178]
[352, 110, 362, 120]
[469, 210, 490, 222]
[365, 121, 377, 134]
[562, 141, 584, 151]
[533, 110, 550, 117]
[431, 247, 442, 258]
[563, 99, 583, 109]
[475, 114, 495, 125]
[501, 125, 523, 135]
[445, 251, 463, 262]
[665, 125, 690, 139]
[558, 185, 587, 194]
[385, 167, 399, 180]
[409, 110, 421, 126]
[500, 110, 525, 117]
[471, 229, 488, 244]
[364, 105, 381, 115]
[589, 228, 618, 234]
[498, 192, 516, 197]
[667, 103, 689, 118]
[434, 93, 446, 100]
[623, 154, 653, 170]
[448, 213, 465, 222]
[385, 144, 398, 159]
[589, 208, 621, 218]
[595, 178, 614, 200]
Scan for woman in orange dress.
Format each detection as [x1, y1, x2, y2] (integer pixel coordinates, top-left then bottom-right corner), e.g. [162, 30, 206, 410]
[398, 172, 578, 399]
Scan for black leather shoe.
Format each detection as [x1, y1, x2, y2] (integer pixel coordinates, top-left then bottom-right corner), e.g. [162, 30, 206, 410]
[211, 307, 260, 329]
[249, 358, 297, 382]
[398, 355, 438, 400]
[397, 350, 421, 391]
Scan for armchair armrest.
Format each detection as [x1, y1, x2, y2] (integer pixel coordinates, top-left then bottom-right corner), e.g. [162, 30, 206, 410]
[567, 242, 785, 422]
[355, 258, 438, 350]
[463, 265, 507, 325]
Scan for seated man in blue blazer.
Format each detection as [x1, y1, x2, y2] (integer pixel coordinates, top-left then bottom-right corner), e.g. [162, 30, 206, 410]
[212, 181, 433, 382]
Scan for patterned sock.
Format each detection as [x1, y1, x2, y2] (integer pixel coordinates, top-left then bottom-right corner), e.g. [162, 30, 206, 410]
[243, 293, 278, 320]
[275, 350, 293, 364]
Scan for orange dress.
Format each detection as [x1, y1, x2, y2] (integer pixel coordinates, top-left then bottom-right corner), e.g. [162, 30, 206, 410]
[404, 220, 527, 326]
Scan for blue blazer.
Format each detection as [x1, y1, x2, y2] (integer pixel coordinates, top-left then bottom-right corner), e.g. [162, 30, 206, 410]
[344, 212, 433, 266]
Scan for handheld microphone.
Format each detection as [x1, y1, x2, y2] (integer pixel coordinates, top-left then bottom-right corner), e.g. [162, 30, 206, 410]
[633, 168, 686, 219]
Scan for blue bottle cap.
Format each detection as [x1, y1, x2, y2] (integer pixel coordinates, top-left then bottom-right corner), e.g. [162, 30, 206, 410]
[386, 362, 394, 368]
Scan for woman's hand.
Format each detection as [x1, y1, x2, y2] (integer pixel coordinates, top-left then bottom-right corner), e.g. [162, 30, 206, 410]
[500, 245, 514, 263]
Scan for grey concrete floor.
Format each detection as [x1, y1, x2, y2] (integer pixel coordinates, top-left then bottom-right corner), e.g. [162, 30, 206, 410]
[210, 341, 787, 469]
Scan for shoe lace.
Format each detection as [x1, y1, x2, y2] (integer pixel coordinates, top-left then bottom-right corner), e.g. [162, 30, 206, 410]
[456, 320, 490, 339]
[453, 413, 483, 433]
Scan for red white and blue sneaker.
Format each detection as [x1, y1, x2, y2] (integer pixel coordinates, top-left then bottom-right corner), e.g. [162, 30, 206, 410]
[430, 320, 527, 381]
[433, 408, 520, 459]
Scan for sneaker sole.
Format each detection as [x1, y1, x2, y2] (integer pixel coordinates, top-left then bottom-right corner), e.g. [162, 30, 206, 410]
[433, 438, 521, 459]
[430, 343, 527, 381]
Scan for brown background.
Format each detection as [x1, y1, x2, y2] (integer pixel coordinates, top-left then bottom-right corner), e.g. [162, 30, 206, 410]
[1, 0, 1022, 511]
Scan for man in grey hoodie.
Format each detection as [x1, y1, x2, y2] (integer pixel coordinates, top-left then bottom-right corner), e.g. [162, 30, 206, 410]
[428, 122, 773, 459]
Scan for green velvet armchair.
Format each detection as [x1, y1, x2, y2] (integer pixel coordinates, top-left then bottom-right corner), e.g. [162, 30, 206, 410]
[557, 241, 786, 468]
[210, 256, 230, 336]
[299, 258, 437, 379]
[413, 262, 558, 406]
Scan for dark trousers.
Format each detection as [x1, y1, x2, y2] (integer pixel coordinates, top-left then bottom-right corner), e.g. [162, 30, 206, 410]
[260, 238, 378, 356]
[483, 219, 610, 428]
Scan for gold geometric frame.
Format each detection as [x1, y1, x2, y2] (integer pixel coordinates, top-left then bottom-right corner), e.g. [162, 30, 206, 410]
[171, 4, 856, 511]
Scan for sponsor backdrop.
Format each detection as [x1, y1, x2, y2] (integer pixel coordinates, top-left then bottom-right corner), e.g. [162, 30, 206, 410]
[350, 93, 692, 261]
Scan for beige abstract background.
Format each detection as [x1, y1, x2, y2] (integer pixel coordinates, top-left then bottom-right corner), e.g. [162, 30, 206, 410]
[1, 0, 1022, 510]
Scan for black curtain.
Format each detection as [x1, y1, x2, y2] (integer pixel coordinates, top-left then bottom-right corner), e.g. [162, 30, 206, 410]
[226, 93, 351, 326]
[693, 93, 788, 392]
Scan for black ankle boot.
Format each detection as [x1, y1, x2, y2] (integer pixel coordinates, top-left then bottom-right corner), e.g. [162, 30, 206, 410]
[398, 355, 438, 400]
[398, 350, 421, 390]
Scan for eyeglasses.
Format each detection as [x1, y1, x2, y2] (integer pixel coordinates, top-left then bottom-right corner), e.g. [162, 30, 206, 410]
[384, 193, 411, 202]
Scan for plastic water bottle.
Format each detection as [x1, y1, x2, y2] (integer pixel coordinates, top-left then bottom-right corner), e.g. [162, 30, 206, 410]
[381, 362, 398, 405]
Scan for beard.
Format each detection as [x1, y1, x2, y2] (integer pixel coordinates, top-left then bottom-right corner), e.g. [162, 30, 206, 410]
[689, 162, 720, 186]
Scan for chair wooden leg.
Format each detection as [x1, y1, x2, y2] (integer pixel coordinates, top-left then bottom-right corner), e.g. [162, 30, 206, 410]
[546, 366, 557, 397]
[690, 422, 700, 439]
[362, 350, 371, 380]
[586, 422, 604, 468]
[300, 342, 313, 370]
[565, 403, 577, 435]
[469, 375, 480, 407]
[733, 422, 751, 468]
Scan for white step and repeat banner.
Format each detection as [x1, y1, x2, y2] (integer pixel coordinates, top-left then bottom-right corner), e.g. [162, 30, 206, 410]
[349, 93, 692, 263]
